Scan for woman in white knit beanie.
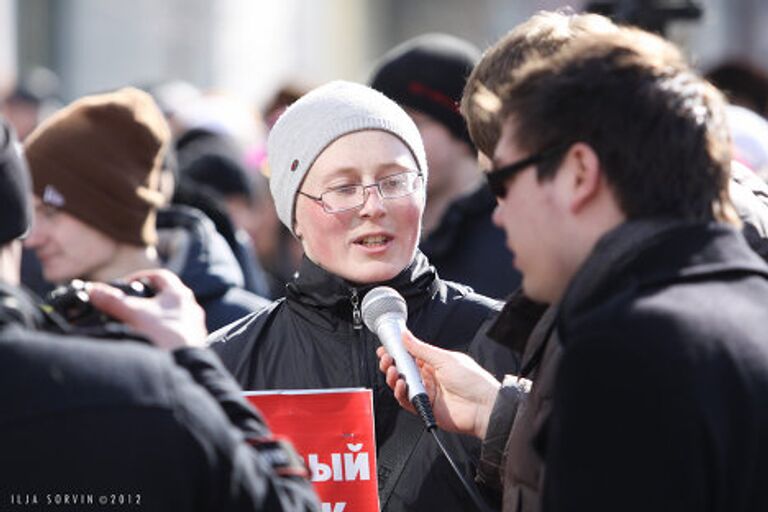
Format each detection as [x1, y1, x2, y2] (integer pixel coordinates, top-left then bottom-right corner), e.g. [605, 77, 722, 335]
[267, 80, 429, 283]
[209, 80, 516, 512]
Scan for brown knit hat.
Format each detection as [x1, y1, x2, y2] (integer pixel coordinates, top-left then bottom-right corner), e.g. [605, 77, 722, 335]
[24, 87, 169, 246]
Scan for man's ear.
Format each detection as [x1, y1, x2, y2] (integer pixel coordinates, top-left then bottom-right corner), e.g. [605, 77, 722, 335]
[563, 142, 602, 214]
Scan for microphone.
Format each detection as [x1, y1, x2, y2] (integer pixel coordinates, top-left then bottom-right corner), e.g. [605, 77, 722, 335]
[361, 286, 436, 430]
[362, 286, 491, 512]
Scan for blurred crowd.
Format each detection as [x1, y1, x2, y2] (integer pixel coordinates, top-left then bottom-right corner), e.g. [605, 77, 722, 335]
[5, 45, 768, 311]
[2, 7, 768, 512]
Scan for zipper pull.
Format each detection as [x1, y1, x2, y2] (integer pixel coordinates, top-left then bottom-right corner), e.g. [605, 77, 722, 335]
[350, 288, 363, 330]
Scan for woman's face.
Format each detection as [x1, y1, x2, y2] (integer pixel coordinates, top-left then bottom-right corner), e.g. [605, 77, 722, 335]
[294, 130, 424, 284]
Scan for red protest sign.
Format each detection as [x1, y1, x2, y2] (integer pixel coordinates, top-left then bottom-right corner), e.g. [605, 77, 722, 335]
[245, 388, 379, 512]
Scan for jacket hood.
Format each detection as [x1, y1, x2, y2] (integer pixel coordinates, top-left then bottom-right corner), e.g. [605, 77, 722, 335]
[285, 250, 440, 323]
[157, 205, 245, 301]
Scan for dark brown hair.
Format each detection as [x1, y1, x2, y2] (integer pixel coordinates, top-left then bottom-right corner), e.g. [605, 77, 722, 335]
[500, 28, 733, 222]
[460, 10, 618, 157]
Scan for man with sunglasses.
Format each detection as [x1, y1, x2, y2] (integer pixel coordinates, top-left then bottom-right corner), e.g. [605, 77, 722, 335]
[380, 22, 768, 512]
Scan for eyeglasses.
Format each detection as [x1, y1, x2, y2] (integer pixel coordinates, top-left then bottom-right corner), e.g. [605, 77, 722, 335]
[485, 143, 569, 198]
[299, 171, 423, 213]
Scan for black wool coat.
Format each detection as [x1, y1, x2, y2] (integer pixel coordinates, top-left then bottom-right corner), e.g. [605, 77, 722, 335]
[0, 284, 318, 512]
[542, 220, 768, 512]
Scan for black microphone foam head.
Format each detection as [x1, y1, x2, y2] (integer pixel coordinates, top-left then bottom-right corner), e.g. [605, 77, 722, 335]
[361, 286, 407, 332]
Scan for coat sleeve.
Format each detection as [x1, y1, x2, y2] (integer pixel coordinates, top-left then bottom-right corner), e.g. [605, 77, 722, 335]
[169, 347, 319, 512]
[477, 377, 530, 489]
[206, 300, 282, 382]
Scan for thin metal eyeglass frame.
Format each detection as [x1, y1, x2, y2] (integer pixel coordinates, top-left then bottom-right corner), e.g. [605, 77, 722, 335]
[298, 171, 423, 213]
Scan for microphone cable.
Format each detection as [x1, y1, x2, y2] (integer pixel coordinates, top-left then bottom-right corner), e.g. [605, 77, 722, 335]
[412, 394, 493, 512]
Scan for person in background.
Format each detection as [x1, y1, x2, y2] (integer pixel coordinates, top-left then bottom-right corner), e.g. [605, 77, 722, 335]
[174, 139, 272, 298]
[706, 60, 768, 118]
[262, 84, 310, 130]
[726, 104, 768, 181]
[370, 34, 521, 299]
[22, 87, 269, 330]
[1, 86, 43, 142]
[1, 67, 61, 142]
[255, 83, 312, 295]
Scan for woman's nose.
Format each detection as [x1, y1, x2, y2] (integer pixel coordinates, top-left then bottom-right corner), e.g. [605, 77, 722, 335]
[359, 185, 386, 217]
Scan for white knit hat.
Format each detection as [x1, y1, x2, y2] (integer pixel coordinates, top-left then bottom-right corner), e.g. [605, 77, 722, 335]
[267, 80, 428, 234]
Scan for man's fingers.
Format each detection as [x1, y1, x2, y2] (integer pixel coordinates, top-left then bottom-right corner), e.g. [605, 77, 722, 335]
[393, 379, 414, 412]
[401, 330, 448, 365]
[116, 268, 185, 296]
[385, 365, 400, 390]
[88, 283, 136, 324]
[386, 366, 415, 413]
[379, 352, 394, 373]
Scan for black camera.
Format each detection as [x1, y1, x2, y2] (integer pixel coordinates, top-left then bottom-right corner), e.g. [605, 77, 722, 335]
[43, 278, 155, 341]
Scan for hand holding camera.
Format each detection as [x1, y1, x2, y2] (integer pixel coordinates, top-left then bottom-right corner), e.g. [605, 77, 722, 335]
[45, 278, 155, 327]
[44, 269, 207, 350]
[87, 269, 208, 351]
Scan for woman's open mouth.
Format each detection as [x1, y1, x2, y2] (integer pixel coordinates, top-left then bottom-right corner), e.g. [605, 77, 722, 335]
[353, 234, 394, 251]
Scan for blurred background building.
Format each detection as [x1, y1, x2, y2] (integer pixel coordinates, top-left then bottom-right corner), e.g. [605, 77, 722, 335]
[1, 0, 767, 108]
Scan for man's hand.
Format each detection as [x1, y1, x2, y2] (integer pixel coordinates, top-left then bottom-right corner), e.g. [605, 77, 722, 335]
[377, 330, 501, 439]
[88, 269, 207, 351]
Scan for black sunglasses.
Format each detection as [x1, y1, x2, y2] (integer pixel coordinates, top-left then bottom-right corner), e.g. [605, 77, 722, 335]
[485, 143, 570, 198]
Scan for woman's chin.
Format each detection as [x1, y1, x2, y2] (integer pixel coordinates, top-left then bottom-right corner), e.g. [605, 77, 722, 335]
[340, 261, 403, 285]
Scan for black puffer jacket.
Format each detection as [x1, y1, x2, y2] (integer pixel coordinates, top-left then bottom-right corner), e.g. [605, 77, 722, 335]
[157, 205, 270, 331]
[209, 251, 519, 512]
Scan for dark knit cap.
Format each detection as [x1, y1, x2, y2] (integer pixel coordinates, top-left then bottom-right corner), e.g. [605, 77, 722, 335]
[24, 87, 169, 246]
[183, 153, 254, 202]
[370, 33, 480, 150]
[0, 119, 32, 245]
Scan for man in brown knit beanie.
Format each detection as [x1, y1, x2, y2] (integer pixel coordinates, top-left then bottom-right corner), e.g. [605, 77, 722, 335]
[23, 87, 167, 283]
[23, 87, 269, 330]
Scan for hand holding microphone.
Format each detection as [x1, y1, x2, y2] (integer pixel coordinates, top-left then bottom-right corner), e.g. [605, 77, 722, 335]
[363, 286, 503, 439]
[362, 286, 436, 430]
[363, 286, 498, 512]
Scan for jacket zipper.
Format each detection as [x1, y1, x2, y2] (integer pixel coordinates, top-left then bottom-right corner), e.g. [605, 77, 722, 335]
[350, 287, 363, 330]
[350, 287, 374, 391]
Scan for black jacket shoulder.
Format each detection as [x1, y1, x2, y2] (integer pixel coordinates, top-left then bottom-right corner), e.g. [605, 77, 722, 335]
[544, 221, 768, 512]
[0, 322, 317, 512]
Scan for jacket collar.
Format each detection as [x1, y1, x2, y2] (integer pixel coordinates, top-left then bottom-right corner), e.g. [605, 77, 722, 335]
[157, 205, 245, 300]
[421, 184, 495, 257]
[559, 218, 768, 332]
[286, 250, 439, 314]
